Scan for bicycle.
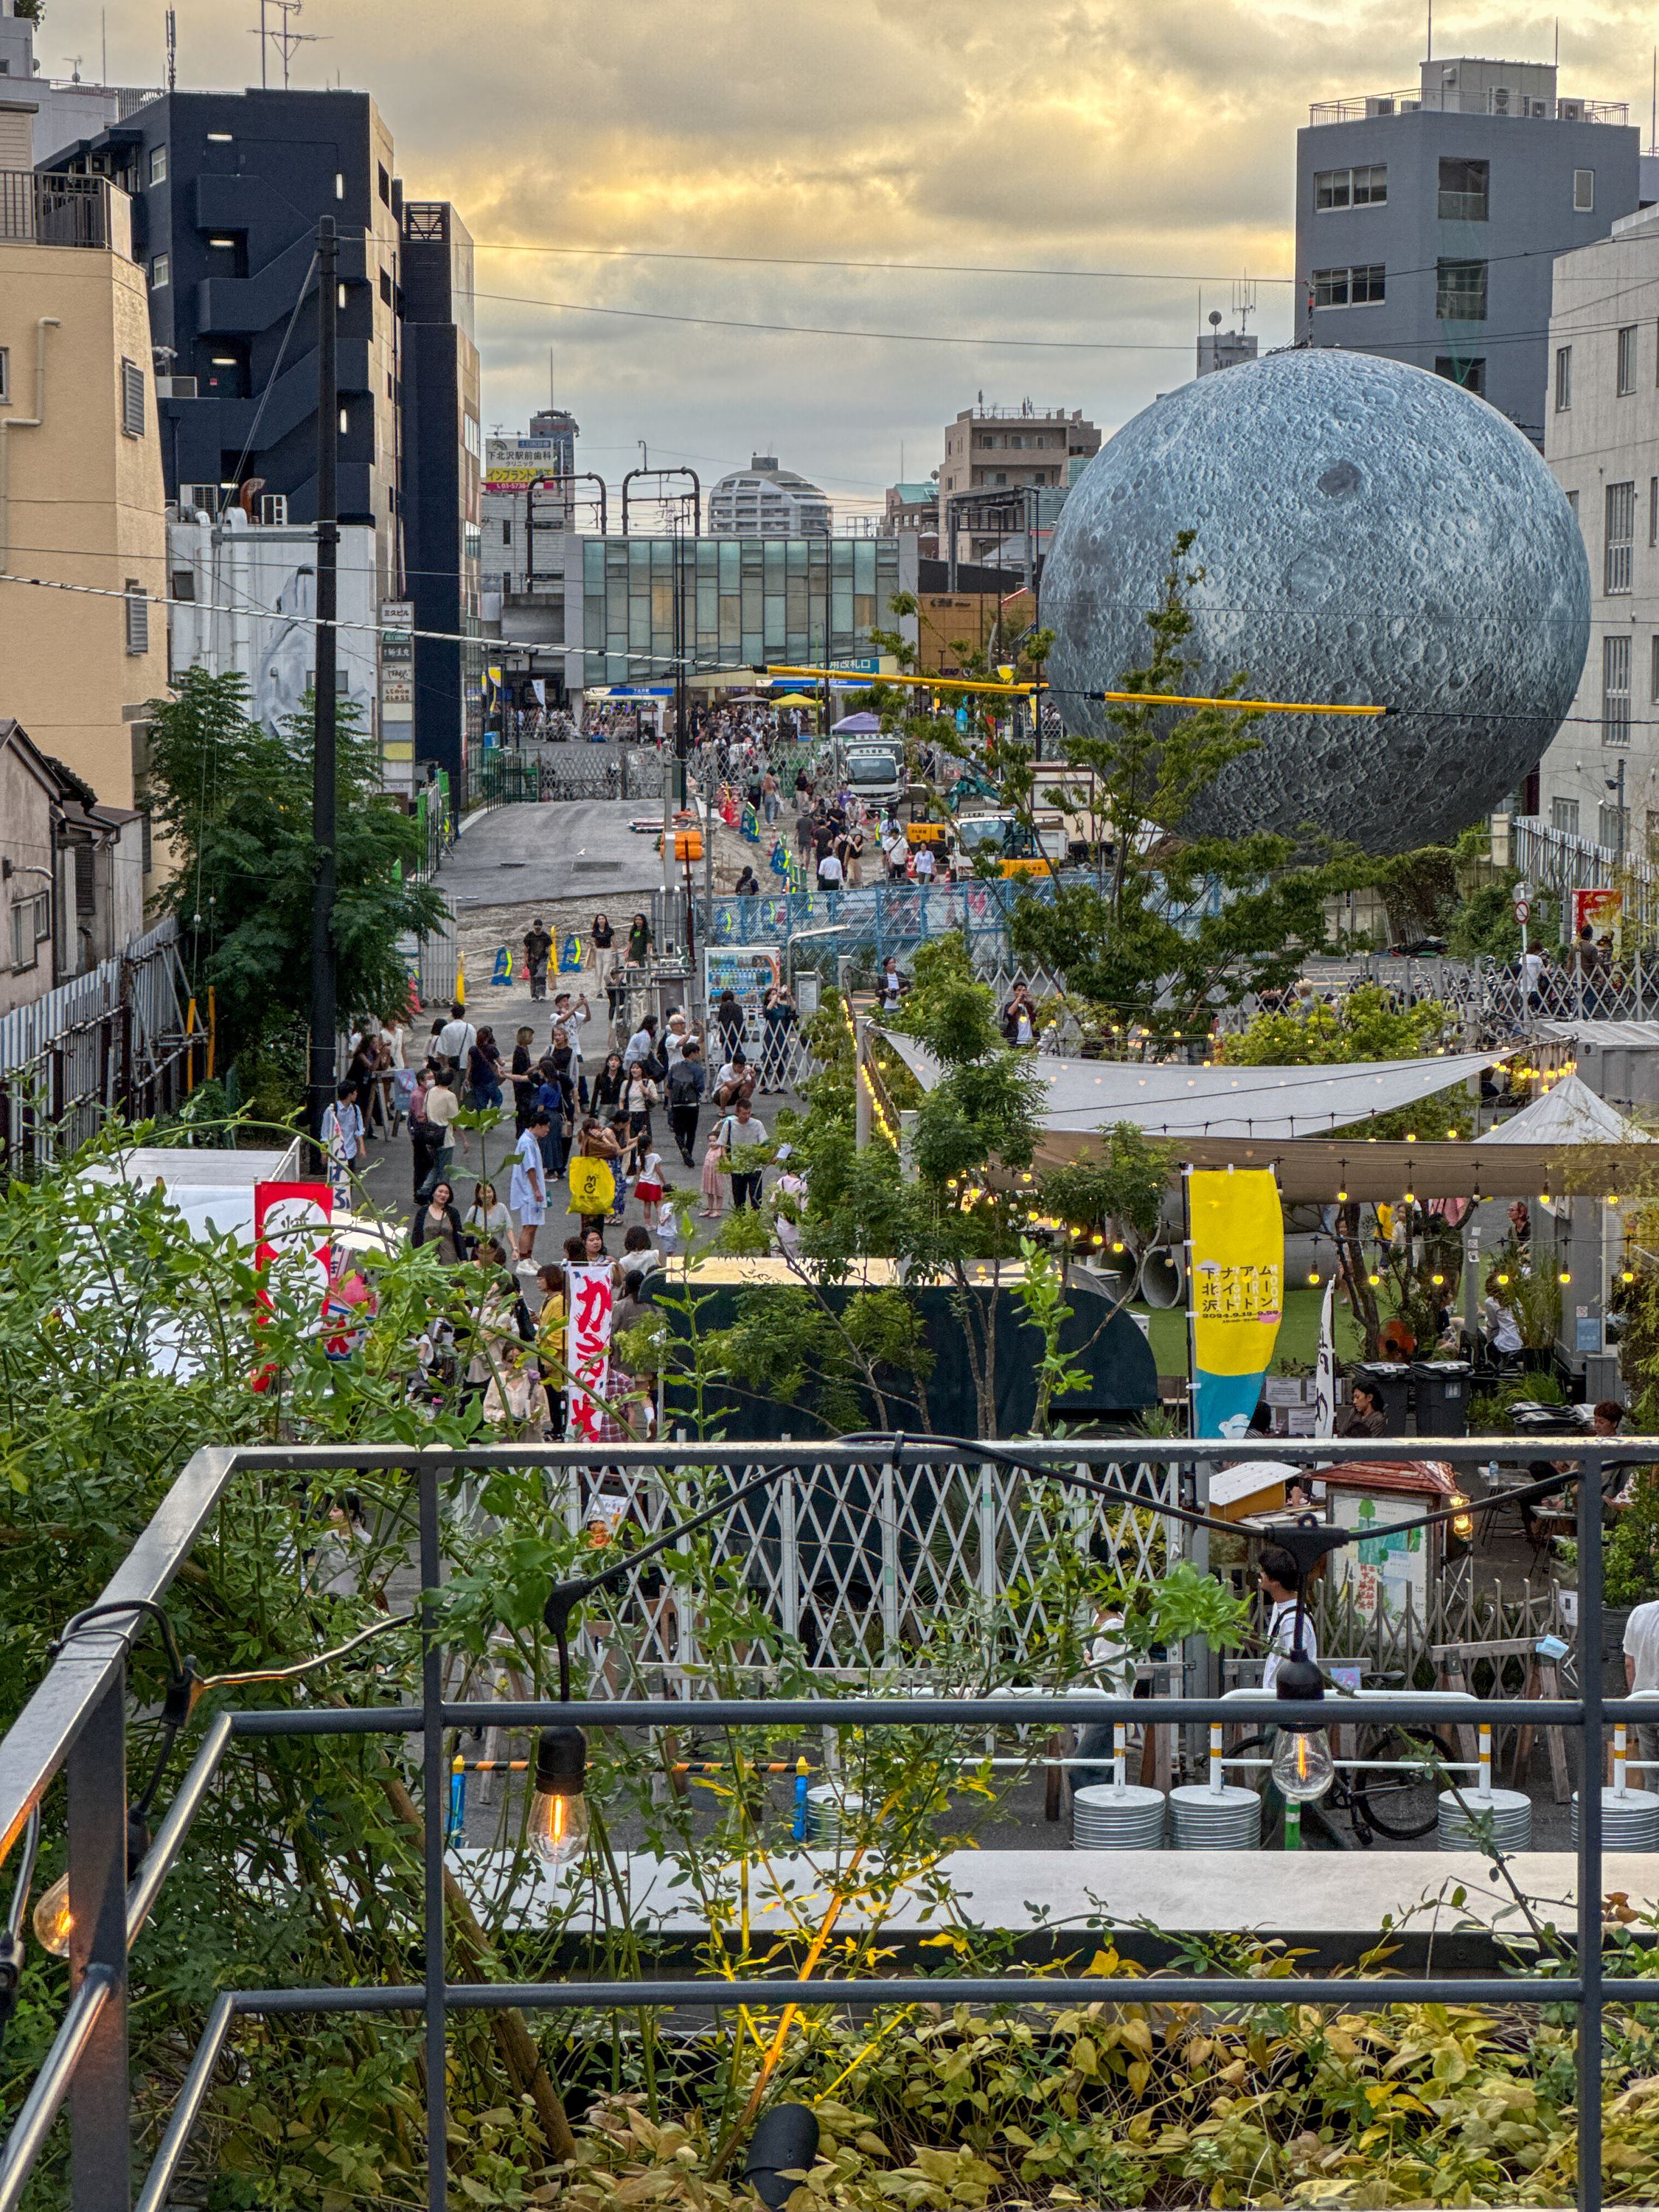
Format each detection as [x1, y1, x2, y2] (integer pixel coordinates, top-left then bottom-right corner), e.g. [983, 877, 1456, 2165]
[1225, 1717, 1457, 1844]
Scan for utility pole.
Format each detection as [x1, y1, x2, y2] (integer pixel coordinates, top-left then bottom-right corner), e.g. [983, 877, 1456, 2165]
[308, 215, 339, 1153]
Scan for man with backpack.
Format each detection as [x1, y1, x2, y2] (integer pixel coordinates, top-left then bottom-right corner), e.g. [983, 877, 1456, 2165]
[666, 1040, 706, 1166]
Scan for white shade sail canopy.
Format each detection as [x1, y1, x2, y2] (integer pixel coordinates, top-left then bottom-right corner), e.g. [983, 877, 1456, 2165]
[1475, 1071, 1649, 1147]
[877, 1034, 1506, 1141]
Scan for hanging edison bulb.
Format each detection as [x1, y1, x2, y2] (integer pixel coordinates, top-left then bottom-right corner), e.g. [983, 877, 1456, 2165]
[527, 1727, 589, 1871]
[33, 1874, 72, 1958]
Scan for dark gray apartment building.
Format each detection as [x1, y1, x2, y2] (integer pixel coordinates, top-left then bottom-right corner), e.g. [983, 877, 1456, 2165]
[1295, 57, 1641, 439]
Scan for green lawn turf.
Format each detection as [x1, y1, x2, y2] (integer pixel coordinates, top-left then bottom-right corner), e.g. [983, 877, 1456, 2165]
[1133, 1283, 1372, 1382]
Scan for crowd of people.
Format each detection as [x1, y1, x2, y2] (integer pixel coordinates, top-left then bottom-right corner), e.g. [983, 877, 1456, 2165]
[314, 946, 815, 1440]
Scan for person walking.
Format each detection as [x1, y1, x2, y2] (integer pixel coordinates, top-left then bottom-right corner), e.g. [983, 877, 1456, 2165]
[435, 1002, 476, 1082]
[627, 911, 653, 967]
[416, 1071, 459, 1200]
[667, 1040, 706, 1167]
[408, 1068, 442, 1200]
[465, 1180, 515, 1248]
[467, 1027, 504, 1110]
[760, 981, 797, 1093]
[714, 1095, 768, 1211]
[319, 1079, 364, 1205]
[509, 1025, 537, 1130]
[622, 1056, 659, 1147]
[509, 1108, 551, 1275]
[591, 1048, 627, 1119]
[714, 990, 745, 1063]
[761, 768, 780, 825]
[410, 1180, 468, 1266]
[523, 917, 553, 1001]
[591, 911, 616, 1000]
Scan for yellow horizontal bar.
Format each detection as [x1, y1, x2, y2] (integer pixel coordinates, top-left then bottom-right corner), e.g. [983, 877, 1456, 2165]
[1098, 690, 1387, 717]
[767, 666, 1387, 716]
[766, 664, 1029, 697]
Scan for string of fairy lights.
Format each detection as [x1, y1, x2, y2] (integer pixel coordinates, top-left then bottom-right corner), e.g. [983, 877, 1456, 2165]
[848, 1013, 1644, 1304]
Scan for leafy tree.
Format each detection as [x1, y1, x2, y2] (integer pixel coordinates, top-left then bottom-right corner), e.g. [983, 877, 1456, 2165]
[145, 667, 446, 1065]
[998, 535, 1378, 1043]
[1216, 982, 1456, 1069]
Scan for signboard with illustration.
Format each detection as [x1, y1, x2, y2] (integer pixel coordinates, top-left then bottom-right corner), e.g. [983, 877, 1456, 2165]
[1327, 1488, 1427, 1620]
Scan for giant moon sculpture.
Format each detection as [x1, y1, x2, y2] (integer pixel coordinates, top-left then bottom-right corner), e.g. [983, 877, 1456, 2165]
[1042, 349, 1590, 852]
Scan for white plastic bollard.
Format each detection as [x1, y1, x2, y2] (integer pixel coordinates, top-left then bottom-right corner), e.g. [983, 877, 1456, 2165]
[1209, 1722, 1224, 1795]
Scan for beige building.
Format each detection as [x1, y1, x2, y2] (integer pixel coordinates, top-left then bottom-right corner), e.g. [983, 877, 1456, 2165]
[939, 400, 1100, 563]
[0, 169, 169, 833]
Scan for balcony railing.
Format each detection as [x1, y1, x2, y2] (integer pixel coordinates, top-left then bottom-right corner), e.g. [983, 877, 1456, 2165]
[0, 1436, 1638, 2212]
[1312, 91, 1629, 125]
[0, 171, 112, 250]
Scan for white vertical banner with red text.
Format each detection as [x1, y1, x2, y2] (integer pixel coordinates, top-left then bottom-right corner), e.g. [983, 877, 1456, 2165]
[565, 1263, 616, 1441]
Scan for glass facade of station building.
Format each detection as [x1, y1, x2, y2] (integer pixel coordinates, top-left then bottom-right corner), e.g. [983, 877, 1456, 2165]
[577, 535, 915, 690]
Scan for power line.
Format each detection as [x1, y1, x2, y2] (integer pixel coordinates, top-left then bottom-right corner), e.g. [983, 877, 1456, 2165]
[467, 240, 1299, 285]
[467, 287, 1195, 351]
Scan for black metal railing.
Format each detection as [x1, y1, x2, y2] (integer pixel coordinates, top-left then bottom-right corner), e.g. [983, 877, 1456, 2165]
[0, 1436, 1634, 2212]
[0, 172, 111, 250]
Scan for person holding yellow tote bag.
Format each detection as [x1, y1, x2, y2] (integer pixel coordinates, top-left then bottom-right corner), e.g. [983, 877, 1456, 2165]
[567, 1117, 622, 1229]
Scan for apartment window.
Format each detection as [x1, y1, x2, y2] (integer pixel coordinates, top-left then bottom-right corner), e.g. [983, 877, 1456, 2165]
[0, 347, 7, 404]
[119, 358, 145, 439]
[1619, 324, 1640, 395]
[1603, 632, 1632, 744]
[377, 161, 390, 205]
[1435, 355, 1485, 394]
[148, 144, 167, 185]
[334, 170, 344, 199]
[1436, 259, 1488, 321]
[379, 268, 393, 307]
[1650, 478, 1658, 547]
[150, 254, 169, 290]
[9, 893, 47, 973]
[1438, 156, 1489, 221]
[1606, 480, 1635, 593]
[124, 580, 149, 655]
[1312, 263, 1385, 307]
[1568, 489, 1580, 524]
[1574, 168, 1596, 212]
[1313, 164, 1387, 209]
[73, 843, 95, 920]
[1551, 796, 1581, 837]
[1651, 632, 1659, 701]
[1601, 802, 1630, 853]
[1556, 344, 1572, 409]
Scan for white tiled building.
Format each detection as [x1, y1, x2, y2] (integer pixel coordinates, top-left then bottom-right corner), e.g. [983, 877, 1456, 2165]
[1536, 204, 1659, 857]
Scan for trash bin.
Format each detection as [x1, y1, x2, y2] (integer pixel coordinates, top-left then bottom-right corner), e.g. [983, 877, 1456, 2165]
[1413, 1360, 1471, 1438]
[1353, 1360, 1412, 1433]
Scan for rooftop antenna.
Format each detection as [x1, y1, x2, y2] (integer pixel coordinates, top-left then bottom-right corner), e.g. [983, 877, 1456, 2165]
[67, 52, 82, 83]
[1651, 46, 1656, 153]
[1426, 0, 1431, 62]
[100, 8, 106, 86]
[164, 6, 176, 91]
[1233, 273, 1256, 330]
[548, 344, 556, 408]
[248, 0, 328, 91]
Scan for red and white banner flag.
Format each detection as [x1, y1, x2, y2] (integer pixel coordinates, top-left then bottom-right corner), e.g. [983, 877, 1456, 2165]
[565, 1263, 615, 1441]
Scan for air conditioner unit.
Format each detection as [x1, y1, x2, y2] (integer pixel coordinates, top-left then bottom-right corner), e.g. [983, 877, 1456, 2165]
[1559, 97, 1585, 121]
[257, 493, 288, 526]
[1523, 96, 1550, 117]
[1490, 86, 1511, 114]
[177, 483, 219, 515]
[154, 374, 196, 400]
[1365, 95, 1395, 116]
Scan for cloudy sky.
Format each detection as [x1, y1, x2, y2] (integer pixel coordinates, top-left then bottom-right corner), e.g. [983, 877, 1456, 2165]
[51, 0, 1659, 516]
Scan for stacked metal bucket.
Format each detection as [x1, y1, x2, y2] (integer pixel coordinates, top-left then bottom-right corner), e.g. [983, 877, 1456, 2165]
[1437, 1786, 1532, 1851]
[1071, 1783, 1166, 1851]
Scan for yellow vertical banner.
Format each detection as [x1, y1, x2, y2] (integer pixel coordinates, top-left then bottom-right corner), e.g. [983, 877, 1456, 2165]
[1188, 1167, 1283, 1440]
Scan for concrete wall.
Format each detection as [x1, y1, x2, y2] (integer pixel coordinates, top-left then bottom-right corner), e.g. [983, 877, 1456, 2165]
[1535, 207, 1659, 851]
[1295, 106, 1641, 436]
[0, 218, 169, 814]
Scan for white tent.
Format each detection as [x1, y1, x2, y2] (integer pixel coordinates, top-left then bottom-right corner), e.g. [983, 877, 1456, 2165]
[1475, 1072, 1650, 1148]
[877, 1033, 1505, 1141]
